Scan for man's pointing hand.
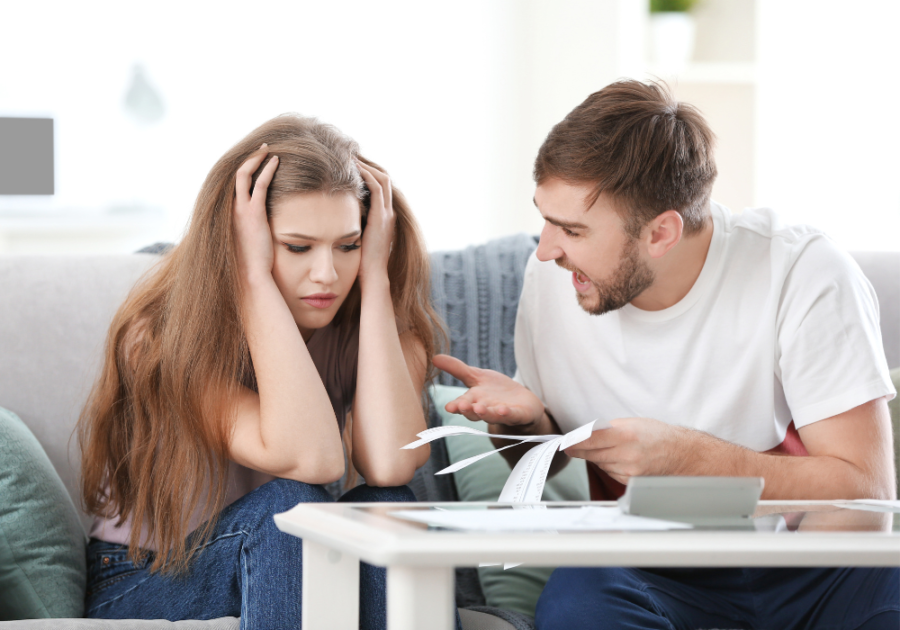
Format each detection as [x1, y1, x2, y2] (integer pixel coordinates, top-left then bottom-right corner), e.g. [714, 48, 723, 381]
[432, 354, 546, 428]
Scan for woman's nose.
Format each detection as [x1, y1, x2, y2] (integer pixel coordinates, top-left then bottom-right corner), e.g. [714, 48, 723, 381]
[309, 250, 339, 285]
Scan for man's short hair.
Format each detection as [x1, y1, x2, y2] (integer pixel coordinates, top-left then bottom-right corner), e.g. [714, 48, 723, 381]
[534, 80, 717, 237]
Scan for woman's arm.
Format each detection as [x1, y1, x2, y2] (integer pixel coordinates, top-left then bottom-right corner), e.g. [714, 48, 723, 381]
[350, 162, 430, 487]
[228, 145, 345, 484]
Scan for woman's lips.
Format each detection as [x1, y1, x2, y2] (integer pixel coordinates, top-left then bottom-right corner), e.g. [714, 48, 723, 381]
[572, 271, 592, 293]
[301, 294, 337, 309]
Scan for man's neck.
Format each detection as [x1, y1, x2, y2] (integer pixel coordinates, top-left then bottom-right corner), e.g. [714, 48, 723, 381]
[630, 218, 715, 312]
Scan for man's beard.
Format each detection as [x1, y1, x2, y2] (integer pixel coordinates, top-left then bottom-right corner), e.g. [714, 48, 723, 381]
[557, 237, 655, 316]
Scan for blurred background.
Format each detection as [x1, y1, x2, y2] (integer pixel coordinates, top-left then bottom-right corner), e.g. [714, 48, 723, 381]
[0, 0, 898, 254]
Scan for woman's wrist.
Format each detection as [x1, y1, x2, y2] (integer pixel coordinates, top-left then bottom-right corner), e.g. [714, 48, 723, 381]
[358, 269, 391, 295]
[239, 266, 276, 293]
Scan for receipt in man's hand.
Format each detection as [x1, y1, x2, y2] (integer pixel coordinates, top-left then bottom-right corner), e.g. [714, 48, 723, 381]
[401, 419, 607, 504]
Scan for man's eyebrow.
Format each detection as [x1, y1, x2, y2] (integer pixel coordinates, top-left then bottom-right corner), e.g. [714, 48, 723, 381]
[532, 198, 588, 230]
[543, 216, 589, 231]
[279, 230, 361, 241]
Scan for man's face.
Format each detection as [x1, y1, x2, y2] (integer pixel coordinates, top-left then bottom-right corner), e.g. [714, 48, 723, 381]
[534, 178, 654, 315]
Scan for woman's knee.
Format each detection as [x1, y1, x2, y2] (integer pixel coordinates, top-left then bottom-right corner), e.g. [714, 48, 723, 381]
[257, 478, 333, 507]
[339, 483, 416, 503]
[228, 478, 332, 520]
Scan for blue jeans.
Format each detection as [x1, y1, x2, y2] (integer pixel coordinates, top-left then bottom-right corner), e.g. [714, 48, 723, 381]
[85, 479, 416, 630]
[535, 566, 900, 630]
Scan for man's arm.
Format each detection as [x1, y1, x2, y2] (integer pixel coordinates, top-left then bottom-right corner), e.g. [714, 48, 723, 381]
[564, 397, 896, 500]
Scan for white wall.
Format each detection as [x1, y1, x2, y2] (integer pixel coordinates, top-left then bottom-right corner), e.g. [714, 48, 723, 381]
[756, 0, 900, 251]
[2, 0, 897, 253]
[0, 0, 640, 252]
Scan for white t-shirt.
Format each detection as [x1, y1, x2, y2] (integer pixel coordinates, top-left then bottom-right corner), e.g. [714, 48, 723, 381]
[514, 202, 896, 451]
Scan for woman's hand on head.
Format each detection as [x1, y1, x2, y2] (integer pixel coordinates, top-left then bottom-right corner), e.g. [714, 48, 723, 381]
[234, 144, 280, 280]
[355, 160, 395, 288]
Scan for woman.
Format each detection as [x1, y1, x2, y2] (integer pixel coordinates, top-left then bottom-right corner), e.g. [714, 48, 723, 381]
[78, 115, 443, 629]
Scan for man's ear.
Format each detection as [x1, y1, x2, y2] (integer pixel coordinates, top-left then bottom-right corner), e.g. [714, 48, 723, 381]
[645, 210, 684, 259]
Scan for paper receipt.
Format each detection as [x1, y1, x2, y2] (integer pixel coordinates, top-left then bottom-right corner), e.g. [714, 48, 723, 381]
[401, 419, 607, 503]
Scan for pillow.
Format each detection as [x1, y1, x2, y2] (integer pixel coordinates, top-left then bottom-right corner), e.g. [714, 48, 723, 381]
[0, 407, 86, 620]
[430, 384, 589, 618]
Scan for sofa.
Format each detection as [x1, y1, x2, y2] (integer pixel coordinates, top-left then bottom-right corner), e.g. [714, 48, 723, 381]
[0, 234, 898, 629]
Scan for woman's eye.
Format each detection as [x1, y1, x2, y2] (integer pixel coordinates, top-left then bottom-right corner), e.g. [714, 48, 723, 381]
[339, 243, 361, 253]
[284, 244, 311, 253]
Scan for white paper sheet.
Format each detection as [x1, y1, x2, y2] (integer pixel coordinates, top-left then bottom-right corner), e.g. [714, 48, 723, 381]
[390, 506, 693, 532]
[402, 419, 607, 504]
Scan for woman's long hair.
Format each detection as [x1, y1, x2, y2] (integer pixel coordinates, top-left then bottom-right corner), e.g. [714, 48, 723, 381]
[78, 115, 445, 573]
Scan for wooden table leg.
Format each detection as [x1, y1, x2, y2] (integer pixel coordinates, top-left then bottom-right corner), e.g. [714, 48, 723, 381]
[302, 539, 360, 630]
[387, 565, 455, 630]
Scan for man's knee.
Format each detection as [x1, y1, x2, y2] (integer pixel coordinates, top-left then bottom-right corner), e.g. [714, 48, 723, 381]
[536, 567, 649, 630]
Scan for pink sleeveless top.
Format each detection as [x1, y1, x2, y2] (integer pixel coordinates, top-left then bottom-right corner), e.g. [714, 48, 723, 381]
[89, 319, 359, 549]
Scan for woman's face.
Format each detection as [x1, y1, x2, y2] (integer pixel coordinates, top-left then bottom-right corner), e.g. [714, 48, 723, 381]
[269, 191, 362, 339]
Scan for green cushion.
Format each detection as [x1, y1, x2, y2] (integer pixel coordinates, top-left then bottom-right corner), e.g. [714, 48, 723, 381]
[0, 407, 86, 620]
[430, 384, 589, 618]
[890, 368, 900, 498]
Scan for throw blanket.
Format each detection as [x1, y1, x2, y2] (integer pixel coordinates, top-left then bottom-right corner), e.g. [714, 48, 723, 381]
[430, 233, 538, 384]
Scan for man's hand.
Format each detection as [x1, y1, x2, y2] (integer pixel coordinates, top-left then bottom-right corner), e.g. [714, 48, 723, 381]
[432, 354, 546, 428]
[564, 417, 692, 485]
[433, 354, 570, 473]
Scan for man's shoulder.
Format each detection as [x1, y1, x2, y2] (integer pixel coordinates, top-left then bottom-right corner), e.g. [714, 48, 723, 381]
[717, 204, 856, 280]
[720, 204, 825, 250]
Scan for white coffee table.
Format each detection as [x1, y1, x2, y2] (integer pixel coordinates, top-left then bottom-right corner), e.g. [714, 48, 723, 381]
[273, 500, 900, 630]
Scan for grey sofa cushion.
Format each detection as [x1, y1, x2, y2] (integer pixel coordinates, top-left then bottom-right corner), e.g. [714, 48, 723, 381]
[458, 608, 519, 630]
[0, 619, 239, 629]
[0, 614, 521, 630]
[0, 255, 159, 533]
[463, 607, 537, 630]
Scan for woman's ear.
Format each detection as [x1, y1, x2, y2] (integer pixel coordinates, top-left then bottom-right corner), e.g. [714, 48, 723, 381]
[646, 210, 684, 259]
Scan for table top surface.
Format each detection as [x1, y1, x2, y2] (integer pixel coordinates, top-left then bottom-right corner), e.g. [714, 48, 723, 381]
[274, 501, 900, 568]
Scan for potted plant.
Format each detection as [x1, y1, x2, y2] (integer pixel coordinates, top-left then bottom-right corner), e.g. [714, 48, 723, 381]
[649, 0, 700, 73]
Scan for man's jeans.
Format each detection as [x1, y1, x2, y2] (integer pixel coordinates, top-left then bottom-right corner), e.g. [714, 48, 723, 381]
[536, 566, 900, 630]
[85, 479, 415, 630]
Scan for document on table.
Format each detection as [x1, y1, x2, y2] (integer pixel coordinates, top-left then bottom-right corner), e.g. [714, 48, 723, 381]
[390, 506, 693, 533]
[836, 500, 900, 513]
[402, 419, 606, 503]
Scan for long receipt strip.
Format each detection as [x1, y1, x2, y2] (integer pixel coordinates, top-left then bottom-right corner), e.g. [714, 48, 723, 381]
[401, 419, 604, 503]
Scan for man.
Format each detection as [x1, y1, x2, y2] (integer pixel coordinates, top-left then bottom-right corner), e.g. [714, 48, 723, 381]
[433, 80, 898, 629]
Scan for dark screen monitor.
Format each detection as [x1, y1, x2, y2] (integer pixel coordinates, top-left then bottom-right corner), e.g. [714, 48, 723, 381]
[0, 117, 54, 195]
